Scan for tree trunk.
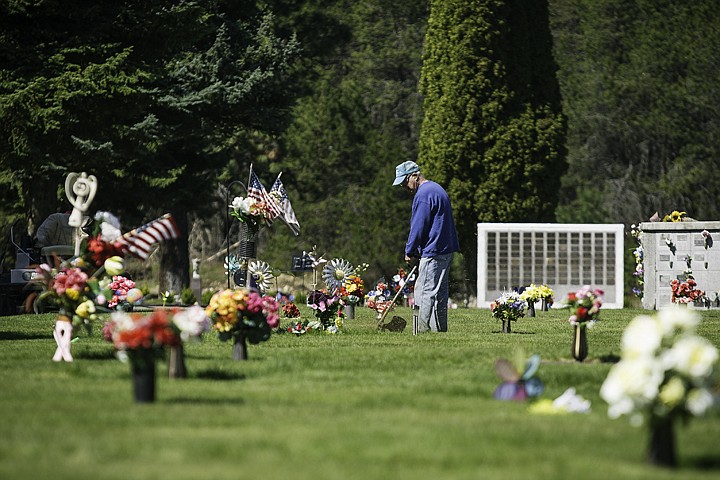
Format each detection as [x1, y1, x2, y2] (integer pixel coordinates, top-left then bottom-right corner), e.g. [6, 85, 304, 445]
[159, 208, 190, 295]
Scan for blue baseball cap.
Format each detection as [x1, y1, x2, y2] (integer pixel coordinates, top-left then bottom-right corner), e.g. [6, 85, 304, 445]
[392, 161, 420, 186]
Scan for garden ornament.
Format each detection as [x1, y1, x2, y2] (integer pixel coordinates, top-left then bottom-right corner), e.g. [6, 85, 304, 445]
[65, 172, 98, 256]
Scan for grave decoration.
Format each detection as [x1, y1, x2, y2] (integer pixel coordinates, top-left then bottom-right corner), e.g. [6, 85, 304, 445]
[490, 291, 525, 333]
[103, 306, 209, 401]
[35, 194, 180, 363]
[567, 285, 603, 362]
[520, 284, 554, 316]
[528, 387, 591, 415]
[600, 306, 718, 467]
[493, 351, 544, 401]
[390, 267, 415, 306]
[205, 288, 280, 360]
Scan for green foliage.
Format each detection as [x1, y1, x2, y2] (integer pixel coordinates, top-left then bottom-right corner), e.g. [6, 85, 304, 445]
[551, 0, 720, 224]
[180, 287, 197, 306]
[260, 0, 429, 284]
[1, 309, 719, 479]
[419, 0, 567, 289]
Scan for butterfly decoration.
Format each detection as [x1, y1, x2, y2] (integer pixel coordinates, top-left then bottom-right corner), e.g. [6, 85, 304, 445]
[493, 353, 544, 401]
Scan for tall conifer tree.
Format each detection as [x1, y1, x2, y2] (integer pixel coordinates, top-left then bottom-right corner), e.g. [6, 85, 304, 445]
[418, 0, 567, 289]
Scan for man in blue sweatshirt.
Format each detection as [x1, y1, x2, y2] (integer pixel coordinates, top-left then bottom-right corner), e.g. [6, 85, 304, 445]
[393, 161, 459, 333]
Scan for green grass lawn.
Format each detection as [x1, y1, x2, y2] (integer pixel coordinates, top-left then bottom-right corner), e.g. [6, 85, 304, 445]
[1, 306, 719, 480]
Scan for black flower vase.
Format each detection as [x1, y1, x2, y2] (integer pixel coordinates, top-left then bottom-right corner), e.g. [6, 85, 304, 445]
[572, 324, 588, 362]
[233, 334, 248, 361]
[527, 302, 536, 317]
[131, 350, 156, 403]
[541, 298, 549, 311]
[647, 415, 677, 467]
[502, 319, 512, 333]
[168, 342, 187, 379]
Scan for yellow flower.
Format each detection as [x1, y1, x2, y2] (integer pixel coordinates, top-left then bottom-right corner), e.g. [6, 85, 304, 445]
[65, 289, 80, 301]
[664, 210, 686, 222]
[658, 376, 686, 408]
[75, 300, 96, 319]
[104, 256, 125, 276]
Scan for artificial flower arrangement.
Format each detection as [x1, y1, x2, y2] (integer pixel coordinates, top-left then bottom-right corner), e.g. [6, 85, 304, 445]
[365, 281, 392, 309]
[339, 274, 365, 306]
[306, 289, 344, 334]
[391, 267, 415, 301]
[670, 276, 705, 304]
[520, 284, 554, 305]
[567, 285, 603, 327]
[490, 291, 526, 323]
[600, 306, 718, 466]
[102, 306, 210, 365]
[205, 288, 280, 345]
[282, 302, 301, 319]
[630, 224, 644, 298]
[229, 195, 277, 235]
[662, 210, 687, 222]
[34, 211, 144, 331]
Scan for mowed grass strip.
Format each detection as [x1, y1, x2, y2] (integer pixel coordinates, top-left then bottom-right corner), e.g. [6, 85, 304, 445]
[1, 306, 719, 480]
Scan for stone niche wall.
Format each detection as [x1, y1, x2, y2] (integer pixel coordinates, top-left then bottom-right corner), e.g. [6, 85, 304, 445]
[640, 221, 720, 309]
[476, 223, 625, 309]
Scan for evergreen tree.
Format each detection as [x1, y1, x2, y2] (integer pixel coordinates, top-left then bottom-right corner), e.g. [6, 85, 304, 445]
[260, 0, 429, 286]
[419, 0, 567, 291]
[0, 1, 299, 291]
[551, 0, 720, 224]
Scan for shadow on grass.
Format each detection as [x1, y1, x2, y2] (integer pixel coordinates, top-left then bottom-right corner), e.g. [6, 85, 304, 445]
[194, 369, 247, 381]
[163, 397, 246, 405]
[598, 354, 621, 363]
[687, 455, 720, 470]
[74, 349, 117, 360]
[0, 332, 51, 340]
[491, 331, 537, 335]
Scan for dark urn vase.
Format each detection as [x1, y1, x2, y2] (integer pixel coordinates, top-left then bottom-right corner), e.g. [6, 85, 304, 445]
[502, 319, 512, 334]
[527, 302, 536, 317]
[233, 334, 248, 361]
[131, 349, 157, 403]
[572, 324, 588, 362]
[168, 342, 187, 379]
[647, 415, 677, 467]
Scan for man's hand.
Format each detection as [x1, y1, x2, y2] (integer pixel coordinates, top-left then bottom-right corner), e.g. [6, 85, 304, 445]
[405, 255, 417, 266]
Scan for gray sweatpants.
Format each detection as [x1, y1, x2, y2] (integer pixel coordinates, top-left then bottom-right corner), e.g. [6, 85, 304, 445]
[414, 253, 453, 333]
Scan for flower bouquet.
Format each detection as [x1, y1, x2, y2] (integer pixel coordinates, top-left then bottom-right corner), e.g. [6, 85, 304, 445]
[519, 284, 553, 316]
[229, 195, 277, 236]
[567, 286, 603, 361]
[306, 290, 344, 333]
[490, 291, 525, 333]
[600, 306, 718, 466]
[205, 288, 280, 359]
[103, 309, 179, 402]
[670, 277, 705, 304]
[391, 267, 415, 305]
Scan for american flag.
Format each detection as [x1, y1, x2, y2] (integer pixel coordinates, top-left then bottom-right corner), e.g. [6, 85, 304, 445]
[270, 173, 300, 236]
[118, 213, 180, 260]
[247, 166, 282, 222]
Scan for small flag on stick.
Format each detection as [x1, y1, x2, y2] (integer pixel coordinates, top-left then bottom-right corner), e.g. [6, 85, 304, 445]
[247, 166, 282, 222]
[119, 213, 180, 260]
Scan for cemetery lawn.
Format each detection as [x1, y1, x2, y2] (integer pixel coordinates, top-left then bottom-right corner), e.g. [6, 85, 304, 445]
[1, 307, 719, 480]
